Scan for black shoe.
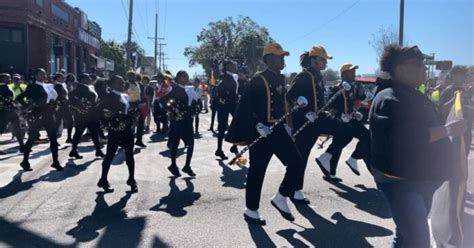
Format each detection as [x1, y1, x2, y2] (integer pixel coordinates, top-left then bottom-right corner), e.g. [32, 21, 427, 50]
[230, 145, 238, 155]
[215, 150, 228, 160]
[51, 161, 63, 171]
[95, 150, 106, 158]
[323, 175, 342, 182]
[65, 138, 72, 143]
[271, 200, 295, 222]
[20, 161, 33, 171]
[290, 197, 311, 205]
[127, 179, 138, 193]
[97, 179, 114, 193]
[168, 165, 181, 177]
[182, 166, 196, 177]
[135, 141, 147, 148]
[69, 150, 83, 159]
[244, 213, 266, 225]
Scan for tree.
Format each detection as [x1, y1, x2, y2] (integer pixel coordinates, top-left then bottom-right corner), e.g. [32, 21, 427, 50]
[369, 26, 403, 61]
[322, 68, 340, 82]
[100, 40, 127, 76]
[100, 40, 146, 76]
[184, 16, 273, 75]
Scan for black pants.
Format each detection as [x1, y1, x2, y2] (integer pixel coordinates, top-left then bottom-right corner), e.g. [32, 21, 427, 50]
[55, 107, 73, 140]
[136, 114, 145, 143]
[153, 100, 168, 132]
[169, 118, 194, 168]
[246, 124, 305, 210]
[217, 104, 236, 151]
[71, 120, 102, 153]
[100, 128, 135, 182]
[194, 113, 200, 133]
[23, 116, 58, 163]
[0, 110, 24, 148]
[293, 114, 347, 189]
[209, 103, 217, 130]
[325, 119, 370, 175]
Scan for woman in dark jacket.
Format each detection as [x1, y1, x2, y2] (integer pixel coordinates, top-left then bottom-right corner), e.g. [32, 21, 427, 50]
[369, 44, 466, 248]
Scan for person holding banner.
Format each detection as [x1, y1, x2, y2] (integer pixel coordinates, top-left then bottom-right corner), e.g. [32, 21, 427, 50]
[369, 44, 467, 248]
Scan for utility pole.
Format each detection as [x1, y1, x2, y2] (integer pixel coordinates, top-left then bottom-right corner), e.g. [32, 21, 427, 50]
[399, 0, 404, 45]
[148, 13, 164, 74]
[126, 0, 134, 69]
[158, 43, 166, 72]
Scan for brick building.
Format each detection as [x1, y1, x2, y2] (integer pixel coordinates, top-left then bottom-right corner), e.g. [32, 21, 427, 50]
[0, 0, 101, 78]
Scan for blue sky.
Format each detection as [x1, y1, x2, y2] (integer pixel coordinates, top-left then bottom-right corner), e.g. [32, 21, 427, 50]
[67, 0, 473, 77]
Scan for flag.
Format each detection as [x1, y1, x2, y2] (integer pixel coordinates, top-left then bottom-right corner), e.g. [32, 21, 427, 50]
[431, 91, 468, 247]
[209, 70, 216, 86]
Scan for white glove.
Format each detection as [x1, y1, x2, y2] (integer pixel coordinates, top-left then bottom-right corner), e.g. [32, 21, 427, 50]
[305, 111, 318, 122]
[284, 124, 292, 136]
[353, 111, 364, 121]
[256, 122, 272, 138]
[340, 113, 352, 123]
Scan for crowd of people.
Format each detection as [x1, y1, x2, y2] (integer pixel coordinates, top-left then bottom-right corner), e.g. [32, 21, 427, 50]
[0, 42, 472, 247]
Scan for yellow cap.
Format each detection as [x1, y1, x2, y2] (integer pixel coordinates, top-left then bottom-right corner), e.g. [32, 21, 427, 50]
[309, 45, 332, 60]
[340, 63, 359, 75]
[263, 43, 290, 57]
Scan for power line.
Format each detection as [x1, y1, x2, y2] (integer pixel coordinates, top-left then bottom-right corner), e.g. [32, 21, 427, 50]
[288, 0, 361, 44]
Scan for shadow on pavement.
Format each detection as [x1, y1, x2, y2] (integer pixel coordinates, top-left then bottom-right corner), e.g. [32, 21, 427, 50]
[0, 216, 70, 247]
[248, 223, 276, 248]
[158, 147, 185, 159]
[327, 181, 392, 219]
[0, 159, 97, 199]
[148, 133, 168, 143]
[66, 191, 147, 247]
[150, 177, 201, 217]
[218, 160, 247, 190]
[282, 204, 393, 247]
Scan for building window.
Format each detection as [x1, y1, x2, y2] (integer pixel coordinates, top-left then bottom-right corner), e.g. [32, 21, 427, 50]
[35, 0, 44, 7]
[0, 28, 24, 43]
[52, 4, 69, 22]
[11, 30, 23, 43]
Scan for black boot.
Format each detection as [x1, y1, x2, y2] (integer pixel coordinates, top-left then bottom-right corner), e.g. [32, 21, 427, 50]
[69, 150, 83, 159]
[95, 150, 105, 158]
[97, 179, 114, 193]
[182, 166, 196, 177]
[126, 178, 138, 193]
[51, 161, 63, 171]
[167, 164, 181, 177]
[215, 150, 228, 160]
[20, 160, 32, 171]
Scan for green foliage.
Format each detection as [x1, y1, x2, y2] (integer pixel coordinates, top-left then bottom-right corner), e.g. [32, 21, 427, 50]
[184, 16, 273, 75]
[100, 40, 146, 76]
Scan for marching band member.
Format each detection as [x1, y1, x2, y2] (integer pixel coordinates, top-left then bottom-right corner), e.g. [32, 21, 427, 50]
[0, 73, 24, 153]
[316, 64, 371, 179]
[226, 43, 305, 225]
[17, 68, 61, 171]
[160, 71, 196, 177]
[98, 75, 138, 193]
[52, 72, 73, 143]
[68, 73, 105, 159]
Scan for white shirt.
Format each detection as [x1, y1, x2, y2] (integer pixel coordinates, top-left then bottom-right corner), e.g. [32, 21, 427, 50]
[112, 89, 130, 113]
[37, 81, 58, 103]
[184, 85, 200, 106]
[226, 72, 239, 94]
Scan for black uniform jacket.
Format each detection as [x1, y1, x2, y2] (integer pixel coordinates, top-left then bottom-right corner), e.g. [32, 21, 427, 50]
[159, 84, 192, 122]
[69, 83, 98, 123]
[215, 73, 238, 107]
[286, 68, 325, 127]
[226, 69, 288, 145]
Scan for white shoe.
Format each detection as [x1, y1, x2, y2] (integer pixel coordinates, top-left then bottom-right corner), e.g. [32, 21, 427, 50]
[271, 193, 295, 221]
[316, 152, 332, 176]
[345, 157, 360, 176]
[244, 209, 266, 225]
[293, 190, 306, 200]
